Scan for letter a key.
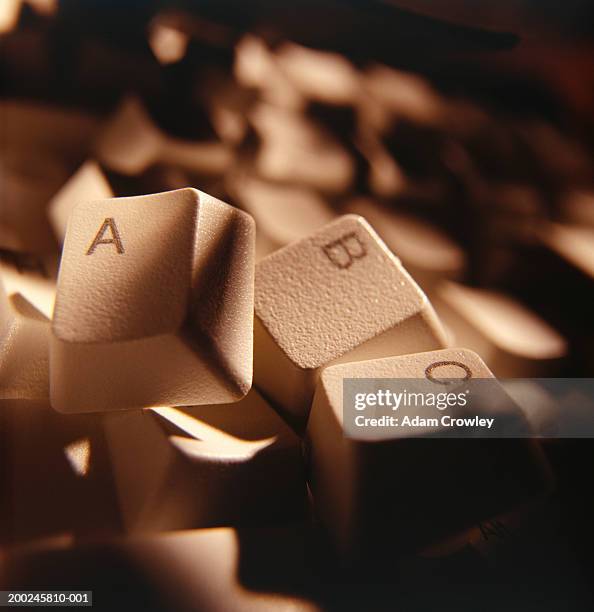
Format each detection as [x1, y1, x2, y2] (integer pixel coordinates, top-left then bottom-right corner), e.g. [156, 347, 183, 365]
[50, 188, 255, 413]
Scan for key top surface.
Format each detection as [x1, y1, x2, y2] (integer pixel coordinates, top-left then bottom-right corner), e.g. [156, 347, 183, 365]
[254, 214, 447, 422]
[48, 160, 114, 244]
[50, 188, 255, 412]
[306, 348, 553, 557]
[96, 96, 232, 177]
[434, 281, 567, 377]
[228, 173, 335, 259]
[346, 199, 466, 291]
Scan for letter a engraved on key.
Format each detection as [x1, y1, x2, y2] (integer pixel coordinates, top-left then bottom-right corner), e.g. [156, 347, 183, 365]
[86, 218, 125, 255]
[322, 232, 366, 269]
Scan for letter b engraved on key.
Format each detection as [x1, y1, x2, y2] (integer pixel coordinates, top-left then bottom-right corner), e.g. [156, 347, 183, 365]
[322, 232, 366, 269]
[86, 218, 125, 255]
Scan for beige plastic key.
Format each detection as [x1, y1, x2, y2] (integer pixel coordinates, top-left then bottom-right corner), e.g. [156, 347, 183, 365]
[539, 222, 594, 279]
[148, 19, 190, 65]
[346, 198, 466, 291]
[234, 35, 303, 110]
[0, 100, 99, 164]
[250, 104, 354, 194]
[254, 215, 447, 423]
[275, 43, 360, 107]
[0, 277, 50, 400]
[95, 96, 232, 177]
[0, 154, 66, 253]
[228, 173, 335, 259]
[360, 64, 443, 132]
[0, 0, 55, 33]
[50, 188, 255, 413]
[306, 348, 552, 557]
[48, 160, 113, 244]
[0, 0, 21, 33]
[103, 389, 305, 533]
[355, 132, 407, 197]
[434, 281, 567, 377]
[0, 251, 57, 319]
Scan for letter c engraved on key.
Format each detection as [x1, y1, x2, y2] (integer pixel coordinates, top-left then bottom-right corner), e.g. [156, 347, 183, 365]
[86, 218, 125, 255]
[425, 361, 472, 385]
[322, 232, 366, 269]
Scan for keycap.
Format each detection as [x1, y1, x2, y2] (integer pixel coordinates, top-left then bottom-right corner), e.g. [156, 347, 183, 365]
[0, 154, 66, 253]
[0, 100, 99, 164]
[254, 215, 447, 423]
[305, 348, 552, 557]
[361, 63, 443, 132]
[0, 1, 55, 33]
[103, 389, 306, 533]
[538, 222, 594, 280]
[434, 281, 567, 377]
[249, 103, 354, 194]
[0, 250, 57, 318]
[95, 97, 233, 177]
[0, 278, 49, 401]
[355, 132, 407, 197]
[0, 0, 21, 33]
[48, 160, 114, 244]
[228, 173, 335, 259]
[234, 35, 302, 110]
[148, 17, 190, 65]
[345, 198, 466, 291]
[0, 399, 120, 547]
[50, 188, 255, 413]
[275, 42, 360, 107]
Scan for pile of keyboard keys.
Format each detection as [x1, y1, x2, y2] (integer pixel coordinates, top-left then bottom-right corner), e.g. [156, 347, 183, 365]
[1, 2, 593, 610]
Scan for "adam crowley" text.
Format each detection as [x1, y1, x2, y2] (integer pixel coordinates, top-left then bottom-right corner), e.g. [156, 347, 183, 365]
[354, 415, 495, 429]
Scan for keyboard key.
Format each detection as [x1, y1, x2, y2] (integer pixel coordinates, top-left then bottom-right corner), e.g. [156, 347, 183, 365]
[228, 173, 335, 259]
[0, 100, 99, 164]
[103, 389, 306, 533]
[254, 215, 447, 423]
[345, 198, 466, 291]
[48, 160, 114, 244]
[0, 250, 57, 318]
[249, 103, 354, 194]
[95, 97, 233, 177]
[0, 154, 65, 253]
[361, 63, 443, 131]
[0, 0, 21, 34]
[434, 281, 567, 377]
[538, 222, 594, 280]
[234, 35, 302, 111]
[0, 279, 49, 401]
[50, 188, 255, 413]
[355, 132, 407, 197]
[275, 42, 360, 107]
[148, 17, 190, 65]
[305, 348, 552, 557]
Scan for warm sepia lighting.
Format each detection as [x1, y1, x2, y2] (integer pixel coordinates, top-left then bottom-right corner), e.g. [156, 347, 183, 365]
[63, 438, 91, 477]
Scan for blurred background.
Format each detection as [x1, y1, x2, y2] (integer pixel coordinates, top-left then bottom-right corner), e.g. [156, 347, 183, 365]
[1, 0, 593, 376]
[1, 2, 594, 609]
